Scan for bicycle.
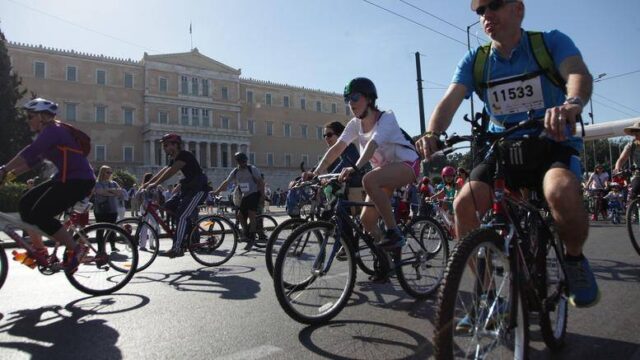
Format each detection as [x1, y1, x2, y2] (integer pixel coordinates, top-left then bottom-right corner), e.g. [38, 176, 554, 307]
[433, 115, 572, 358]
[272, 173, 449, 325]
[622, 168, 640, 255]
[0, 201, 138, 296]
[117, 190, 238, 270]
[226, 204, 278, 250]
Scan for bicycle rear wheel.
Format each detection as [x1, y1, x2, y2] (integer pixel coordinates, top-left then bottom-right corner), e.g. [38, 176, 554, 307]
[434, 228, 528, 359]
[626, 198, 640, 255]
[265, 217, 307, 277]
[273, 221, 356, 325]
[254, 214, 278, 249]
[117, 217, 159, 272]
[188, 215, 237, 266]
[65, 223, 138, 295]
[396, 217, 448, 299]
[0, 245, 7, 291]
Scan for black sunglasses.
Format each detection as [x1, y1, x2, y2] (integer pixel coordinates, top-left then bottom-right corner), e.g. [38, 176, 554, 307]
[475, 0, 517, 16]
[343, 93, 362, 104]
[323, 132, 335, 138]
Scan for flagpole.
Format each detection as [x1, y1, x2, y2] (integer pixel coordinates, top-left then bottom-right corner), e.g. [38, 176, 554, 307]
[189, 22, 193, 50]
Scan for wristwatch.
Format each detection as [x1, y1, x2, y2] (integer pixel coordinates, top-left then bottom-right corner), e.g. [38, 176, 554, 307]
[564, 96, 584, 110]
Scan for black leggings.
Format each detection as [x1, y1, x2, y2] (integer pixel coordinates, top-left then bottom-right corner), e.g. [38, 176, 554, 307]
[95, 212, 118, 252]
[19, 178, 95, 236]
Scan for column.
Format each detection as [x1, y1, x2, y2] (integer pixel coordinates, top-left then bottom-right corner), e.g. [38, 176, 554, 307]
[216, 142, 222, 168]
[195, 141, 201, 165]
[227, 143, 233, 167]
[206, 142, 212, 168]
[150, 139, 156, 166]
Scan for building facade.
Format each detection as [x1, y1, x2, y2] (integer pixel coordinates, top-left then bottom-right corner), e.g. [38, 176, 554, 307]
[7, 42, 351, 189]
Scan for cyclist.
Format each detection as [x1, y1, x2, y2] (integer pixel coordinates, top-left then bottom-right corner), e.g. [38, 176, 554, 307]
[604, 182, 623, 223]
[416, 0, 598, 308]
[141, 133, 209, 257]
[614, 121, 640, 199]
[586, 164, 610, 221]
[431, 166, 457, 218]
[0, 98, 95, 272]
[312, 77, 420, 249]
[212, 152, 265, 250]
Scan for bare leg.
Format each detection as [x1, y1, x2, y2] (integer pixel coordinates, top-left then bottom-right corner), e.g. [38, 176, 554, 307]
[453, 181, 492, 240]
[361, 163, 415, 230]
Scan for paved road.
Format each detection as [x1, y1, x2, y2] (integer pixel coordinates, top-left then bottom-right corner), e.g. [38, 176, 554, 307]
[0, 216, 639, 359]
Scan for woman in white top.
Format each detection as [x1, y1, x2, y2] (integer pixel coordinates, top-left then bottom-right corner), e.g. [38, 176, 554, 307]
[312, 77, 420, 249]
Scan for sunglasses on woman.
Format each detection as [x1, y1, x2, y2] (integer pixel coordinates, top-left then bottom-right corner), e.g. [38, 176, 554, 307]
[343, 93, 362, 104]
[475, 0, 518, 16]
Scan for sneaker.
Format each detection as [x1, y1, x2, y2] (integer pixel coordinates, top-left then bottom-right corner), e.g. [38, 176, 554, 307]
[31, 247, 49, 266]
[164, 249, 184, 258]
[95, 251, 109, 267]
[111, 246, 120, 252]
[64, 244, 89, 274]
[565, 256, 600, 308]
[336, 246, 347, 261]
[455, 314, 474, 333]
[139, 247, 148, 252]
[378, 227, 406, 250]
[455, 294, 509, 334]
[244, 233, 256, 251]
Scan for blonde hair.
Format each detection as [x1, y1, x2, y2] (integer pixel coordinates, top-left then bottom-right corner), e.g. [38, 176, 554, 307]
[97, 166, 113, 181]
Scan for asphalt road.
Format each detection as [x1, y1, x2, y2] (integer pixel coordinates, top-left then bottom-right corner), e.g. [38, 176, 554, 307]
[0, 217, 639, 359]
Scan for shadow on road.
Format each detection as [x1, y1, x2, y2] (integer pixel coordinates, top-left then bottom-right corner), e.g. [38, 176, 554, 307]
[298, 319, 433, 360]
[0, 293, 150, 359]
[590, 257, 640, 282]
[529, 329, 640, 359]
[167, 266, 261, 299]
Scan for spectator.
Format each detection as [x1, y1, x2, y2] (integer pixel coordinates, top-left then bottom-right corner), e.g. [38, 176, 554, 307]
[93, 166, 121, 253]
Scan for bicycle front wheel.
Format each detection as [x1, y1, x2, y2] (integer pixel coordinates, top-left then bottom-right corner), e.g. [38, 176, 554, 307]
[626, 198, 640, 255]
[265, 217, 307, 277]
[0, 245, 7, 291]
[273, 221, 356, 325]
[189, 215, 237, 266]
[117, 217, 159, 272]
[65, 223, 138, 295]
[254, 214, 278, 249]
[396, 217, 449, 299]
[434, 228, 528, 359]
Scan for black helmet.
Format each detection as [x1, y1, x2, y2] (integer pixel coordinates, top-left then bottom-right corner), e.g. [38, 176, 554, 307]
[344, 77, 377, 102]
[234, 152, 248, 162]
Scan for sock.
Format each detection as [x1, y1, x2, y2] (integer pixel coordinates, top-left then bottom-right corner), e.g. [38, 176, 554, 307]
[565, 253, 585, 262]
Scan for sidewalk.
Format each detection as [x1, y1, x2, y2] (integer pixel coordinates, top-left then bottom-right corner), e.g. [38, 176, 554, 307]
[1, 205, 291, 249]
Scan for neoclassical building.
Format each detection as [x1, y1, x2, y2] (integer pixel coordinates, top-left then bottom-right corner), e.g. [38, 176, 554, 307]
[7, 42, 350, 189]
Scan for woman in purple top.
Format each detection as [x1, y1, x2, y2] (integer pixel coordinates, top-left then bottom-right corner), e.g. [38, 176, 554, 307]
[0, 98, 96, 273]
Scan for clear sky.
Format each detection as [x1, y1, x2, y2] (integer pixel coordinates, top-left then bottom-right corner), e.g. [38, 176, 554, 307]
[1, 0, 639, 138]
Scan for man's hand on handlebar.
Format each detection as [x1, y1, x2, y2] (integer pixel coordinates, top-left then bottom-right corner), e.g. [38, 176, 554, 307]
[416, 133, 444, 160]
[338, 167, 354, 183]
[544, 103, 580, 142]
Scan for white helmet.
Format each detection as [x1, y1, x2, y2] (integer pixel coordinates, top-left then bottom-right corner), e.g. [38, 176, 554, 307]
[610, 182, 621, 189]
[22, 98, 58, 114]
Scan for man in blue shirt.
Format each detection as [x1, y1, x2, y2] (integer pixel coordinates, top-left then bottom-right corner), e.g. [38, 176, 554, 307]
[417, 0, 598, 309]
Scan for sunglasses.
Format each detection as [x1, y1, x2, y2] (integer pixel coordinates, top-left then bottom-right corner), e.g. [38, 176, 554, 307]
[105, 171, 113, 174]
[323, 132, 335, 138]
[475, 0, 517, 16]
[343, 93, 362, 104]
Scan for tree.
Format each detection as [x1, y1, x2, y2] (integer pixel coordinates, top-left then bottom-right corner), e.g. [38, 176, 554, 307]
[0, 26, 30, 165]
[113, 169, 137, 190]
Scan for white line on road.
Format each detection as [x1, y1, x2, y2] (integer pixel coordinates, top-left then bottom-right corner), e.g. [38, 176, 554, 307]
[215, 345, 284, 360]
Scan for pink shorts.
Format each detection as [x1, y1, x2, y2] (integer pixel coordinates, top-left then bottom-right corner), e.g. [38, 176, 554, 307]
[403, 158, 421, 178]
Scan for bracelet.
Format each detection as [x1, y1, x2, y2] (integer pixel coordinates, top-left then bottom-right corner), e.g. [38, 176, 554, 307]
[351, 165, 359, 173]
[423, 131, 442, 138]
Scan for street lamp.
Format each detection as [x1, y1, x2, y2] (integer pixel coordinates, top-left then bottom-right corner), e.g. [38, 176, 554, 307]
[588, 73, 607, 170]
[467, 20, 481, 116]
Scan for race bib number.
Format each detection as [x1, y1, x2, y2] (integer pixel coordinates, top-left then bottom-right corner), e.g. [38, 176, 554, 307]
[488, 76, 544, 115]
[239, 182, 250, 193]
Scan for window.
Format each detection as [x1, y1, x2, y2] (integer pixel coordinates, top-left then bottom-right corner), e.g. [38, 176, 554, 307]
[316, 101, 322, 112]
[266, 121, 273, 136]
[66, 66, 77, 81]
[283, 96, 289, 108]
[95, 106, 106, 123]
[34, 61, 45, 78]
[284, 123, 291, 137]
[202, 79, 210, 97]
[95, 145, 106, 162]
[222, 87, 228, 100]
[316, 126, 323, 140]
[158, 111, 168, 124]
[159, 77, 168, 93]
[266, 93, 272, 106]
[302, 154, 309, 166]
[248, 119, 255, 134]
[300, 98, 306, 110]
[221, 116, 229, 129]
[332, 103, 337, 114]
[181, 107, 189, 125]
[192, 108, 200, 127]
[191, 77, 198, 95]
[65, 103, 77, 121]
[123, 146, 134, 162]
[247, 90, 253, 103]
[202, 109, 210, 127]
[96, 69, 106, 85]
[123, 108, 134, 125]
[124, 72, 134, 88]
[284, 154, 291, 167]
[267, 153, 274, 166]
[181, 76, 188, 94]
[301, 125, 308, 139]
[249, 152, 255, 165]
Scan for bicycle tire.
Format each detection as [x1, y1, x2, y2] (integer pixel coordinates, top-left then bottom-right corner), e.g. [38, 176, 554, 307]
[626, 198, 640, 255]
[253, 214, 278, 249]
[116, 217, 160, 272]
[273, 220, 356, 325]
[396, 217, 449, 299]
[65, 223, 138, 295]
[434, 228, 529, 359]
[188, 215, 237, 266]
[265, 217, 307, 277]
[0, 245, 7, 291]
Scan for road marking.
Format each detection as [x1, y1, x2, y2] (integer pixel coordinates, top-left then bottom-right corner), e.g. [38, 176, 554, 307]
[215, 345, 283, 360]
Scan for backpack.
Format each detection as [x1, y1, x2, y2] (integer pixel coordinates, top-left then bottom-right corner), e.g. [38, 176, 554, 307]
[379, 111, 422, 159]
[54, 120, 91, 183]
[231, 165, 260, 198]
[472, 31, 566, 101]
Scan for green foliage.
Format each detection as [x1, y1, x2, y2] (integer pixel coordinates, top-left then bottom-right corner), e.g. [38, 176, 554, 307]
[0, 182, 27, 212]
[113, 169, 137, 189]
[0, 27, 31, 165]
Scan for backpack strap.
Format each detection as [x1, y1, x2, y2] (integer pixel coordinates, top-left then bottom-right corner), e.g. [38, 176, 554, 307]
[472, 43, 491, 101]
[527, 31, 566, 92]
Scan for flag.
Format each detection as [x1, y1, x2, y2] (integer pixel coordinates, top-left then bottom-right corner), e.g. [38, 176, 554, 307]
[189, 22, 192, 34]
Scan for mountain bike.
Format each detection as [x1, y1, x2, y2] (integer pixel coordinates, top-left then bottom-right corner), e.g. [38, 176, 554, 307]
[433, 115, 572, 358]
[272, 173, 449, 325]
